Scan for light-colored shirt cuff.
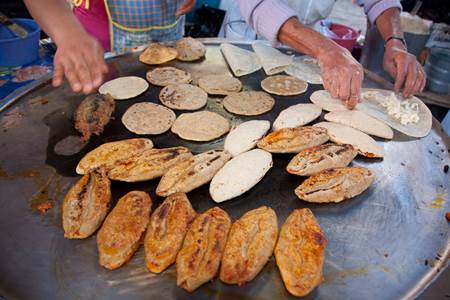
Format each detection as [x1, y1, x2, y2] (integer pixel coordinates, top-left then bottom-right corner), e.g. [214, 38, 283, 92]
[243, 0, 298, 44]
[365, 0, 402, 24]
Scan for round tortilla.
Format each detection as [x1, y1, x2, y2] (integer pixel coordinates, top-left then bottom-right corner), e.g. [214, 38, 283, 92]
[223, 91, 275, 116]
[122, 102, 176, 135]
[175, 37, 206, 61]
[146, 67, 192, 87]
[139, 43, 178, 65]
[159, 83, 208, 110]
[261, 75, 308, 96]
[171, 111, 230, 141]
[286, 56, 323, 84]
[358, 88, 432, 138]
[198, 75, 242, 95]
[99, 76, 148, 100]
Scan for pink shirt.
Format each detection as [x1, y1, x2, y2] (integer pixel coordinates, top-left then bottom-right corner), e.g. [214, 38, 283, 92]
[73, 0, 110, 51]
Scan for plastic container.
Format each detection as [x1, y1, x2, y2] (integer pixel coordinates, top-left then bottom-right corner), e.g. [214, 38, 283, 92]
[329, 23, 359, 52]
[0, 18, 41, 67]
[424, 47, 450, 94]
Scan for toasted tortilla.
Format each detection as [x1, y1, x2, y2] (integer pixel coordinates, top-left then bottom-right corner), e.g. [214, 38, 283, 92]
[139, 43, 178, 65]
[159, 84, 208, 111]
[146, 67, 192, 87]
[286, 56, 323, 85]
[252, 41, 293, 75]
[314, 122, 384, 158]
[261, 75, 308, 96]
[224, 120, 271, 157]
[273, 103, 321, 130]
[122, 102, 176, 135]
[99, 76, 149, 100]
[358, 88, 432, 138]
[210, 149, 273, 203]
[223, 91, 275, 116]
[324, 110, 394, 139]
[171, 111, 230, 142]
[309, 90, 349, 112]
[220, 43, 261, 77]
[198, 75, 242, 96]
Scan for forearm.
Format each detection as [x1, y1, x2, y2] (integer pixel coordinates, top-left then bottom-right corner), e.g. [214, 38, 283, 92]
[23, 0, 86, 44]
[278, 17, 341, 58]
[374, 7, 404, 42]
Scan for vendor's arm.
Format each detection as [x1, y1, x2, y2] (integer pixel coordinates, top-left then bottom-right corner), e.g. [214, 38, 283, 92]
[24, 0, 107, 94]
[238, 0, 363, 109]
[368, 4, 426, 97]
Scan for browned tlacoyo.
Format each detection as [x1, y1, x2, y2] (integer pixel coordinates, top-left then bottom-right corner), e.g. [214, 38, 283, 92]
[74, 93, 115, 141]
[156, 150, 231, 197]
[144, 193, 196, 273]
[275, 208, 327, 297]
[176, 207, 231, 292]
[287, 143, 358, 176]
[107, 147, 193, 182]
[62, 169, 111, 239]
[257, 126, 329, 153]
[97, 191, 152, 270]
[295, 166, 375, 203]
[220, 206, 278, 285]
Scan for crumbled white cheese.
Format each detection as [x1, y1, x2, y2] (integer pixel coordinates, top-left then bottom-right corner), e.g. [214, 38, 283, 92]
[380, 93, 420, 125]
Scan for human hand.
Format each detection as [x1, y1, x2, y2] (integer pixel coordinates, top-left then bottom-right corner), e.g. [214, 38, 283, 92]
[317, 45, 364, 109]
[53, 30, 108, 94]
[383, 39, 426, 98]
[176, 0, 196, 17]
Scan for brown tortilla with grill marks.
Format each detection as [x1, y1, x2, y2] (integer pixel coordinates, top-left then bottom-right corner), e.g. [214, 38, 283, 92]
[261, 75, 308, 96]
[122, 102, 176, 135]
[198, 75, 242, 96]
[175, 37, 206, 61]
[223, 91, 275, 116]
[171, 111, 230, 142]
[159, 84, 208, 110]
[139, 43, 178, 65]
[146, 67, 192, 87]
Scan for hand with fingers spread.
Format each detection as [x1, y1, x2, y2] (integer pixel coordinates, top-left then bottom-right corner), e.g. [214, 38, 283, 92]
[176, 0, 196, 17]
[318, 45, 364, 109]
[383, 39, 426, 98]
[53, 30, 108, 94]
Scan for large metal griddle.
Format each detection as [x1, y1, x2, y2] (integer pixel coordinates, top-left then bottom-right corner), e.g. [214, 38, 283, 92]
[0, 40, 449, 300]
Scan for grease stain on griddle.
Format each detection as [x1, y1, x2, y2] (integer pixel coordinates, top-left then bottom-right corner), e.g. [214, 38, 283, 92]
[326, 267, 369, 282]
[54, 135, 88, 156]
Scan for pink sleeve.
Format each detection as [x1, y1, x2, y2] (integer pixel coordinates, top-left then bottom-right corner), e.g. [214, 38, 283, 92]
[364, 0, 402, 24]
[237, 0, 298, 44]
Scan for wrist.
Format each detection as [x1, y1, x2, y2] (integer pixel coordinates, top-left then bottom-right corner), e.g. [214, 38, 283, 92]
[385, 38, 407, 51]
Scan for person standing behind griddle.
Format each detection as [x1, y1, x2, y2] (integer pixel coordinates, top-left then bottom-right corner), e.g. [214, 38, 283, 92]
[24, 0, 195, 94]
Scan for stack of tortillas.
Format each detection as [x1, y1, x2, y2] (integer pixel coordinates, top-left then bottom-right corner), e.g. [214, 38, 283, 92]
[252, 41, 293, 75]
[139, 43, 178, 65]
[99, 76, 149, 100]
[122, 102, 176, 135]
[223, 91, 274, 116]
[220, 43, 261, 77]
[171, 111, 231, 141]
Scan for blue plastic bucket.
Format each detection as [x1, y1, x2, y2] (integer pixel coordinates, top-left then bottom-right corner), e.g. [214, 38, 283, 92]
[0, 18, 41, 67]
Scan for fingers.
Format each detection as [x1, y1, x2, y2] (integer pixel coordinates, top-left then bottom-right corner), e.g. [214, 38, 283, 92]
[347, 68, 363, 109]
[82, 43, 108, 90]
[393, 58, 408, 94]
[62, 59, 82, 93]
[337, 72, 351, 102]
[403, 59, 418, 98]
[419, 66, 427, 92]
[52, 60, 64, 87]
[176, 0, 196, 16]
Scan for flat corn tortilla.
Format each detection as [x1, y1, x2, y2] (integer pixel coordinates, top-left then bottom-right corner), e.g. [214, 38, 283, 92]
[261, 75, 308, 96]
[146, 67, 192, 87]
[122, 102, 176, 135]
[171, 111, 231, 142]
[223, 91, 275, 116]
[159, 84, 208, 111]
[99, 76, 149, 100]
[139, 43, 178, 65]
[175, 37, 206, 61]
